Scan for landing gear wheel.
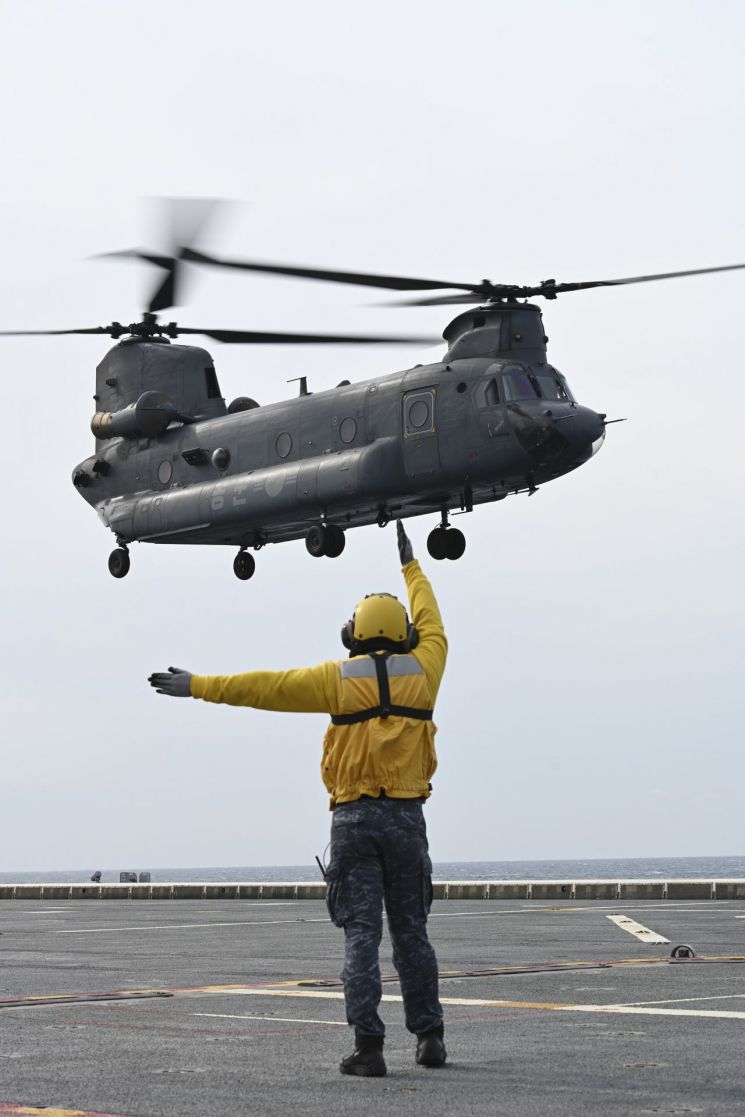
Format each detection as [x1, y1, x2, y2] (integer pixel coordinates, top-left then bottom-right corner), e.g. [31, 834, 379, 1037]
[426, 528, 448, 560]
[444, 528, 466, 561]
[323, 525, 346, 558]
[306, 524, 327, 558]
[108, 547, 130, 579]
[233, 551, 256, 580]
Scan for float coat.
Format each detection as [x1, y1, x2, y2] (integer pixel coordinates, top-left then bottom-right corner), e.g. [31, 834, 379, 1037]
[189, 560, 447, 806]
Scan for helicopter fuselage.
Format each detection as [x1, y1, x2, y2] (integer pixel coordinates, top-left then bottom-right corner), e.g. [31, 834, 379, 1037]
[72, 302, 606, 564]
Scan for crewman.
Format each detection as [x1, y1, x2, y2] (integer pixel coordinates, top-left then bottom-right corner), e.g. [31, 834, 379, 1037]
[148, 520, 448, 1078]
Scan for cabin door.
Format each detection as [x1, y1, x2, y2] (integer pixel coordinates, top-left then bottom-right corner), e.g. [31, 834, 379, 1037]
[401, 388, 440, 477]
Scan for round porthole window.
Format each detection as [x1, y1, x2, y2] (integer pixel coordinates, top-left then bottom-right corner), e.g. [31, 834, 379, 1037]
[339, 417, 357, 444]
[276, 432, 292, 459]
[409, 400, 430, 429]
[158, 460, 172, 485]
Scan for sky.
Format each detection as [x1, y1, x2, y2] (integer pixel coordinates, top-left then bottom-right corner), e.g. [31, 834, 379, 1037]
[1, 0, 743, 873]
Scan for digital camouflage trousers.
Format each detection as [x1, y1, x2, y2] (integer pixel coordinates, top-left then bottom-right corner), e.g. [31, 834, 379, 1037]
[325, 795, 443, 1037]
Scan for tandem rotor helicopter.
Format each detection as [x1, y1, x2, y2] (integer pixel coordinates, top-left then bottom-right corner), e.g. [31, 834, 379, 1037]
[4, 202, 744, 581]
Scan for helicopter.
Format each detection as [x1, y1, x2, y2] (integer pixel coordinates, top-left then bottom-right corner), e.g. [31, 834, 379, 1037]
[4, 207, 744, 580]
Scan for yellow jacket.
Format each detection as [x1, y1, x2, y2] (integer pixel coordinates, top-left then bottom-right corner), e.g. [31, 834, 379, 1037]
[190, 560, 447, 807]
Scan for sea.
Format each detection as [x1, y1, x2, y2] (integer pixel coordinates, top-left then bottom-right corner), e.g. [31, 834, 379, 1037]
[2, 856, 745, 884]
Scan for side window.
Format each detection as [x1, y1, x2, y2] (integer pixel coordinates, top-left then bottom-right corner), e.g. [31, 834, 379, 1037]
[474, 378, 500, 407]
[502, 368, 539, 402]
[484, 378, 500, 406]
[403, 389, 435, 435]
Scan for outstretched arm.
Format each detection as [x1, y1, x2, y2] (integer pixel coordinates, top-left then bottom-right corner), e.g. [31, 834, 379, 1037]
[396, 520, 448, 699]
[149, 662, 339, 713]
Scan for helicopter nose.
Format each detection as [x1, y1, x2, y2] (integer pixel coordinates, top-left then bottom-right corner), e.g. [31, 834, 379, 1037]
[566, 407, 606, 465]
[590, 428, 606, 457]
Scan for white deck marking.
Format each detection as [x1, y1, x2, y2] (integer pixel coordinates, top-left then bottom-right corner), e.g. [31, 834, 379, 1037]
[22, 909, 69, 914]
[606, 914, 670, 944]
[192, 1012, 346, 1026]
[619, 994, 745, 1007]
[52, 918, 328, 934]
[219, 987, 745, 1020]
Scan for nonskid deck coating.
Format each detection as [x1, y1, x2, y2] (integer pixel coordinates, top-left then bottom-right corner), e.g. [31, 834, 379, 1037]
[1, 899, 744, 1116]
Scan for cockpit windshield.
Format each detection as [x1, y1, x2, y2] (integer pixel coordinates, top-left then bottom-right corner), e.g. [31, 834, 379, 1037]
[536, 374, 570, 401]
[501, 366, 574, 403]
[501, 369, 539, 401]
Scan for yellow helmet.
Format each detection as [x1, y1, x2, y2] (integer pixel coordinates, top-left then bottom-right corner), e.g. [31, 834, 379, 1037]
[341, 593, 418, 652]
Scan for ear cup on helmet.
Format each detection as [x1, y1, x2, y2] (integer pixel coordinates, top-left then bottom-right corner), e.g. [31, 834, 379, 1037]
[341, 620, 354, 650]
[407, 623, 419, 651]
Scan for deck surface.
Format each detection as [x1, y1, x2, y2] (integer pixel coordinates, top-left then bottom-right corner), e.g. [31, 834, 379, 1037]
[1, 898, 744, 1115]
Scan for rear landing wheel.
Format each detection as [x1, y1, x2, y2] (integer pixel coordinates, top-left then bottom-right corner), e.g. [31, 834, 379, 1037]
[233, 551, 256, 580]
[323, 525, 346, 558]
[305, 524, 327, 558]
[108, 547, 130, 579]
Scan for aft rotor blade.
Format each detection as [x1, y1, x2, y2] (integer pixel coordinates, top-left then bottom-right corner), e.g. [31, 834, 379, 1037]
[182, 249, 482, 294]
[176, 326, 438, 345]
[96, 247, 181, 314]
[97, 199, 230, 315]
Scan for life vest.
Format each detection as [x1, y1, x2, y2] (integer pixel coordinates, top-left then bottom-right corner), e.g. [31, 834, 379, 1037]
[331, 653, 434, 725]
[321, 652, 437, 806]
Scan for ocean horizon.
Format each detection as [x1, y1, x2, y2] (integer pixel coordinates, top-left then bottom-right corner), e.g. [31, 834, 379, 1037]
[2, 854, 745, 884]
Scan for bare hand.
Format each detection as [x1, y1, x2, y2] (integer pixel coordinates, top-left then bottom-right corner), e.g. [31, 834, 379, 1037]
[148, 667, 193, 698]
[396, 520, 414, 566]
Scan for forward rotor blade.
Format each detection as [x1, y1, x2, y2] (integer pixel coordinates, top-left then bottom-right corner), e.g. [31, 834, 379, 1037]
[182, 249, 482, 294]
[0, 326, 111, 336]
[176, 326, 438, 345]
[539, 262, 745, 296]
[382, 262, 745, 305]
[381, 292, 487, 307]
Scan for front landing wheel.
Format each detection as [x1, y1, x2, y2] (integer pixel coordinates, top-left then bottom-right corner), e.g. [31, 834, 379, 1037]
[108, 547, 130, 579]
[323, 525, 346, 558]
[233, 551, 256, 580]
[444, 528, 466, 560]
[426, 528, 448, 560]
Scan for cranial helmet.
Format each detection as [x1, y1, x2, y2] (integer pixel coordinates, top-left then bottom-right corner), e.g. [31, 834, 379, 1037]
[341, 593, 419, 654]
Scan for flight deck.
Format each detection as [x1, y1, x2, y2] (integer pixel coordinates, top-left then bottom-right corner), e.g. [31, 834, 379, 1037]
[1, 894, 744, 1116]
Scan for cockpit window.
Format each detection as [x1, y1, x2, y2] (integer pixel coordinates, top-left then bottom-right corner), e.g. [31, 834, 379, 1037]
[501, 369, 539, 401]
[536, 374, 569, 401]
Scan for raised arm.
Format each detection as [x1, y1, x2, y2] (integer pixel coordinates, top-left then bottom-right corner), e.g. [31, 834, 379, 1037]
[396, 521, 448, 699]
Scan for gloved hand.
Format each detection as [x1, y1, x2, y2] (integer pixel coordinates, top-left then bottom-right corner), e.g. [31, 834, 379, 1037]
[396, 519, 414, 566]
[148, 667, 193, 698]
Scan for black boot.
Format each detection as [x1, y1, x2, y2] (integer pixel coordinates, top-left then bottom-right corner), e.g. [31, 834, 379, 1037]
[416, 1023, 446, 1067]
[340, 1033, 387, 1077]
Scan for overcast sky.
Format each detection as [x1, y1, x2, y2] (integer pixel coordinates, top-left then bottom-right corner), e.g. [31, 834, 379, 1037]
[1, 0, 743, 873]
